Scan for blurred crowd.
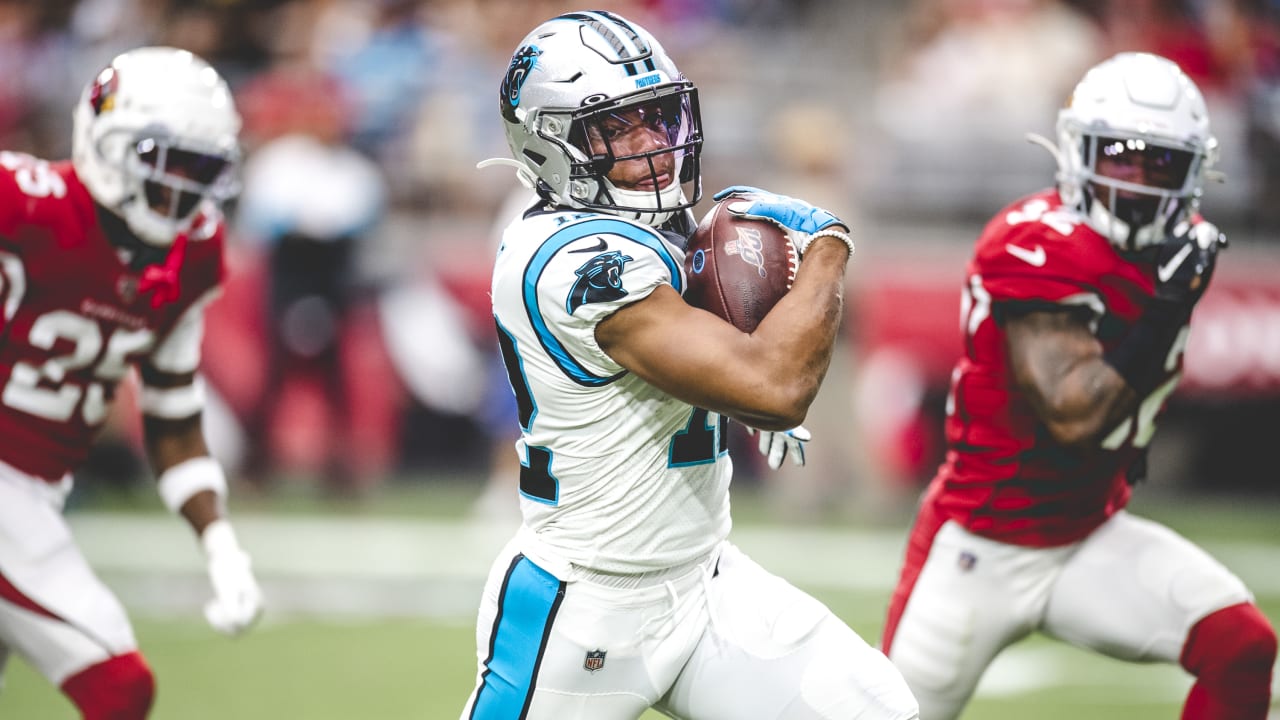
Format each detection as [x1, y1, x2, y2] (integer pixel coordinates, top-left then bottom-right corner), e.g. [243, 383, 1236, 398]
[2, 0, 1277, 511]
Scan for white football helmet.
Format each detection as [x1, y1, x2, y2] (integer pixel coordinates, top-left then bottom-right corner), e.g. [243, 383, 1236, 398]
[494, 11, 702, 227]
[72, 46, 241, 247]
[1051, 52, 1218, 251]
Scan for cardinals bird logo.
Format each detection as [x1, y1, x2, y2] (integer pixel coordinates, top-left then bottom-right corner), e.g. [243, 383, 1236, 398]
[89, 67, 120, 115]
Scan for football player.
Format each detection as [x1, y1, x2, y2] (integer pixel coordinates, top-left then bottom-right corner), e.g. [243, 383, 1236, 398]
[881, 52, 1277, 720]
[462, 11, 918, 720]
[0, 47, 262, 718]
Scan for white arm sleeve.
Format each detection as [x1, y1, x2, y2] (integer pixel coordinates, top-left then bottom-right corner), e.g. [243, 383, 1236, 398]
[149, 288, 219, 375]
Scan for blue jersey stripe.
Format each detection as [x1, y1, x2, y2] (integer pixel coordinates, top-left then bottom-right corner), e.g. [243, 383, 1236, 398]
[470, 556, 565, 719]
[523, 217, 682, 386]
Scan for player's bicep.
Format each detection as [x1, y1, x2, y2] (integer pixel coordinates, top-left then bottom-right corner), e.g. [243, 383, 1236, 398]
[139, 358, 209, 470]
[135, 288, 214, 416]
[1004, 306, 1099, 389]
[1003, 307, 1133, 445]
[596, 285, 789, 424]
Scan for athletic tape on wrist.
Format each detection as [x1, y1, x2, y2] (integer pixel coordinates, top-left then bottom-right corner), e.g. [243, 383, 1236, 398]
[157, 456, 227, 514]
[200, 518, 243, 558]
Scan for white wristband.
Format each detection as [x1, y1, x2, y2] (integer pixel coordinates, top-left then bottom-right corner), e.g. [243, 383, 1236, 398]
[200, 518, 242, 558]
[157, 456, 227, 514]
[802, 228, 855, 256]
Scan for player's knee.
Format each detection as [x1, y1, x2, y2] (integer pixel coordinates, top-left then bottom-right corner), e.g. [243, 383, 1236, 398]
[1182, 603, 1278, 678]
[61, 651, 155, 720]
[801, 632, 920, 719]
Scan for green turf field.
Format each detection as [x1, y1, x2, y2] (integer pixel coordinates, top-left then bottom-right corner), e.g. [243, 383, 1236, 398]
[4, 595, 1277, 719]
[1, 487, 1276, 719]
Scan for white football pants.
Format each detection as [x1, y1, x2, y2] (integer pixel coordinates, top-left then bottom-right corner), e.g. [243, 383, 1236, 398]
[462, 533, 919, 719]
[0, 462, 138, 686]
[886, 511, 1252, 720]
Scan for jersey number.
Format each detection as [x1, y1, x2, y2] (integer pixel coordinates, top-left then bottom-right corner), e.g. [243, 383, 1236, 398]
[1005, 197, 1080, 236]
[669, 408, 727, 466]
[3, 311, 155, 425]
[0, 152, 67, 199]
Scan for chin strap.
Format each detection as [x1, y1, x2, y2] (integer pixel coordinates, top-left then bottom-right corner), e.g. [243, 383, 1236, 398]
[138, 231, 188, 309]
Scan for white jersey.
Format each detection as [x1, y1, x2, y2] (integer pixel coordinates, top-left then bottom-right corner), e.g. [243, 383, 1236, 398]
[491, 209, 732, 575]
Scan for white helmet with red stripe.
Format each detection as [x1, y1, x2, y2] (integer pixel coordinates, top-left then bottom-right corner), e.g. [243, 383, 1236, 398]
[72, 46, 241, 247]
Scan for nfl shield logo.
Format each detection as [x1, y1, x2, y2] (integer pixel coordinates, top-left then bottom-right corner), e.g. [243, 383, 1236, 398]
[117, 276, 139, 304]
[583, 649, 606, 673]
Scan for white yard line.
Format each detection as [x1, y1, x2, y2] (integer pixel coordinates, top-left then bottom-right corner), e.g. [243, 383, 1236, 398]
[71, 512, 1279, 593]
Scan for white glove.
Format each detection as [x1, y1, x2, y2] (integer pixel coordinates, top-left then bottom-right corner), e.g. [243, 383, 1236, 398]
[201, 520, 263, 636]
[746, 425, 811, 470]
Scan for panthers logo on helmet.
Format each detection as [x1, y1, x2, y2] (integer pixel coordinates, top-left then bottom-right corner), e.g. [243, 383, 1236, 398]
[501, 45, 540, 124]
[567, 250, 633, 314]
[89, 67, 120, 116]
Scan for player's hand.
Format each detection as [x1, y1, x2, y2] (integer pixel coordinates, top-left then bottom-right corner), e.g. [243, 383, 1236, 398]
[201, 520, 263, 636]
[746, 424, 811, 470]
[713, 186, 853, 258]
[1153, 219, 1225, 308]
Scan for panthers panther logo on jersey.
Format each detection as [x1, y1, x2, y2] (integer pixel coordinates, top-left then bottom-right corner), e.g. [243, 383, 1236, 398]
[567, 250, 634, 314]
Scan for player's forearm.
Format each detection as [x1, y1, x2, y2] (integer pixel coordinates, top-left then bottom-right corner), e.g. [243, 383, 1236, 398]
[144, 413, 227, 534]
[747, 239, 850, 426]
[1034, 359, 1139, 447]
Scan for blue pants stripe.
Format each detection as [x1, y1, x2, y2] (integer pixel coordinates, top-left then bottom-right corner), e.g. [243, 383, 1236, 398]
[470, 555, 565, 719]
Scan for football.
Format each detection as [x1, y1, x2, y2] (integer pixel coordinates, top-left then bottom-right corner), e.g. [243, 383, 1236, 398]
[683, 197, 798, 332]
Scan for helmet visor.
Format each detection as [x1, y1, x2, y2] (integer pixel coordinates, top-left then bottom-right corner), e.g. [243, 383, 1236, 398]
[1084, 134, 1198, 236]
[132, 136, 237, 221]
[1092, 136, 1194, 192]
[138, 142, 231, 185]
[565, 85, 702, 215]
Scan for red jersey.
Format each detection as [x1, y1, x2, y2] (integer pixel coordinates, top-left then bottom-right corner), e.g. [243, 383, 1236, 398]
[926, 189, 1189, 547]
[0, 152, 223, 481]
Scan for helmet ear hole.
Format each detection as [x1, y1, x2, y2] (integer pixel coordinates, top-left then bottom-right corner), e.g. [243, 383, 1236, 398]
[522, 148, 547, 166]
[588, 153, 614, 175]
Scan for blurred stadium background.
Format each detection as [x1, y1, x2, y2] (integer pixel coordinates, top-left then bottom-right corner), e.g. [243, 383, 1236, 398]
[0, 0, 1277, 717]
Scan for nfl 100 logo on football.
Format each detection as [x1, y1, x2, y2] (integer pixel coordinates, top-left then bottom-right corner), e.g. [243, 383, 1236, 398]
[725, 226, 768, 278]
[583, 649, 606, 673]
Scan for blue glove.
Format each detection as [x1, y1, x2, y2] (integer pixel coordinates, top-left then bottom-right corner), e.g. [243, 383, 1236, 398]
[745, 424, 811, 470]
[713, 186, 853, 257]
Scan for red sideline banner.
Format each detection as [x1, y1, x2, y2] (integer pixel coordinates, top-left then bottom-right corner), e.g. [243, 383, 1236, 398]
[1183, 284, 1280, 393]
